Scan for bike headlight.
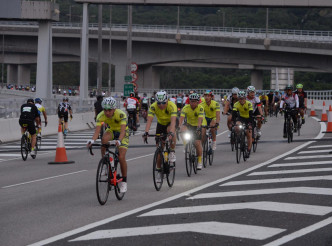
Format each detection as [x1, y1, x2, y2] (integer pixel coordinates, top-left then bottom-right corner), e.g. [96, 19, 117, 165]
[239, 124, 243, 129]
[184, 132, 192, 140]
[274, 103, 277, 106]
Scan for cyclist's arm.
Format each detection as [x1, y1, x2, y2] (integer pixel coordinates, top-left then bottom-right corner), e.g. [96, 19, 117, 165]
[118, 124, 126, 142]
[257, 104, 263, 115]
[197, 116, 203, 128]
[179, 116, 185, 126]
[42, 111, 47, 124]
[169, 116, 176, 134]
[223, 101, 230, 114]
[92, 125, 102, 141]
[295, 94, 299, 108]
[144, 115, 154, 133]
[280, 100, 284, 109]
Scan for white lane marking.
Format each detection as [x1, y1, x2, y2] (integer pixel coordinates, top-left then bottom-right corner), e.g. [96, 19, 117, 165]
[127, 153, 154, 162]
[248, 167, 332, 176]
[217, 130, 228, 136]
[263, 216, 332, 246]
[298, 149, 331, 154]
[1, 170, 87, 189]
[314, 116, 326, 140]
[220, 175, 332, 186]
[139, 201, 332, 217]
[269, 161, 332, 167]
[187, 187, 332, 200]
[308, 145, 332, 149]
[27, 141, 314, 246]
[69, 222, 285, 241]
[0, 151, 52, 163]
[285, 155, 332, 160]
[0, 153, 22, 157]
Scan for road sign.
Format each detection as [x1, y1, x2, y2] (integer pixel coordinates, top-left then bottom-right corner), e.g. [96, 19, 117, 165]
[124, 75, 132, 83]
[131, 72, 138, 82]
[124, 83, 134, 97]
[131, 63, 138, 73]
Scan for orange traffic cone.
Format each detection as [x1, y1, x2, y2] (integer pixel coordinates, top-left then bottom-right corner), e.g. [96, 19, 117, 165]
[310, 99, 316, 116]
[323, 105, 332, 133]
[48, 124, 75, 164]
[321, 101, 328, 122]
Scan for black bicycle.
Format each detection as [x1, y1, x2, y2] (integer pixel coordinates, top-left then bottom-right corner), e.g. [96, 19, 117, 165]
[21, 126, 37, 161]
[202, 125, 216, 167]
[146, 133, 176, 191]
[251, 117, 259, 153]
[283, 107, 298, 143]
[234, 122, 249, 164]
[89, 141, 125, 205]
[127, 108, 137, 136]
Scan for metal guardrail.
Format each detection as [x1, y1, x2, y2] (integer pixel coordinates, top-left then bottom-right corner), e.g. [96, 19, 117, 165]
[1, 21, 332, 43]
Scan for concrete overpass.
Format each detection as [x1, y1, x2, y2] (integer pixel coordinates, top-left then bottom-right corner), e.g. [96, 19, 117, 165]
[1, 21, 332, 92]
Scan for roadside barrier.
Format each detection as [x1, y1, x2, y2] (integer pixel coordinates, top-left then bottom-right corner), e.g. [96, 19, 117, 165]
[310, 100, 316, 116]
[323, 105, 332, 133]
[48, 124, 75, 164]
[321, 101, 328, 122]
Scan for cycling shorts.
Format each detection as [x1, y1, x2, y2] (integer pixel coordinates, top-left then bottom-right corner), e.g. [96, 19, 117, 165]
[58, 112, 69, 122]
[19, 119, 36, 135]
[185, 123, 202, 141]
[105, 128, 129, 149]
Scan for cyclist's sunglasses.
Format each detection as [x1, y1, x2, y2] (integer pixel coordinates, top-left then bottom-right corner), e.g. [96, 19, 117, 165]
[157, 102, 166, 105]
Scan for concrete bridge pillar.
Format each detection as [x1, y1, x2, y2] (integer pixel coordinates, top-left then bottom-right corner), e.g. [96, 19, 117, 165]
[250, 70, 263, 90]
[115, 65, 126, 92]
[36, 21, 53, 99]
[271, 68, 294, 90]
[136, 65, 160, 90]
[7, 64, 18, 84]
[18, 65, 30, 85]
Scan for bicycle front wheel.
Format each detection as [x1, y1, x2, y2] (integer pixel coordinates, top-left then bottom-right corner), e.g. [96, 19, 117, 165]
[231, 131, 235, 151]
[202, 139, 208, 168]
[192, 144, 198, 174]
[166, 161, 176, 187]
[36, 135, 42, 150]
[185, 144, 192, 177]
[114, 162, 125, 200]
[287, 120, 292, 143]
[208, 145, 214, 166]
[96, 157, 110, 205]
[153, 149, 164, 191]
[21, 135, 28, 161]
[235, 134, 241, 164]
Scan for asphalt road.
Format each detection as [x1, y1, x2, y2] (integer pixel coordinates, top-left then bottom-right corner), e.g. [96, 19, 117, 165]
[0, 114, 330, 246]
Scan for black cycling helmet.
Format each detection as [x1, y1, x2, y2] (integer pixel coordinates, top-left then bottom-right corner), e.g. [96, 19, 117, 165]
[27, 98, 34, 104]
[285, 85, 293, 90]
[96, 95, 104, 101]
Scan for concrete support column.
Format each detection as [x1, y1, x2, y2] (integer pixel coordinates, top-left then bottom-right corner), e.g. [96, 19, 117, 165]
[136, 65, 160, 90]
[36, 21, 53, 99]
[115, 65, 126, 92]
[7, 64, 18, 84]
[79, 3, 89, 99]
[271, 68, 294, 90]
[18, 65, 30, 85]
[250, 70, 263, 90]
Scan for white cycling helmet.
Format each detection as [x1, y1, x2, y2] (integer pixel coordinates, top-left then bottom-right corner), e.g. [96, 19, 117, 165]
[247, 85, 256, 93]
[102, 97, 117, 110]
[231, 87, 239, 94]
[189, 93, 200, 101]
[238, 91, 246, 98]
[156, 90, 168, 103]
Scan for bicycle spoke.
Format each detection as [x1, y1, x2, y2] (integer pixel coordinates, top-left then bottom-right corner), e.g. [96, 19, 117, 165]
[96, 158, 110, 205]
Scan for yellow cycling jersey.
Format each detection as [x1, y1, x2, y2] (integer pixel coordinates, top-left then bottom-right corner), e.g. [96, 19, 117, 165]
[96, 109, 127, 132]
[200, 100, 220, 119]
[200, 97, 206, 104]
[181, 104, 207, 126]
[148, 101, 177, 126]
[233, 101, 253, 119]
[35, 103, 45, 113]
[259, 95, 268, 102]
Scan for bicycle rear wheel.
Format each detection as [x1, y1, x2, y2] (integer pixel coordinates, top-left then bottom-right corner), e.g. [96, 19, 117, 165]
[208, 147, 214, 166]
[36, 135, 42, 151]
[153, 149, 164, 191]
[114, 161, 125, 200]
[185, 144, 192, 177]
[96, 157, 110, 205]
[202, 139, 208, 168]
[191, 144, 198, 174]
[21, 135, 28, 161]
[166, 161, 176, 187]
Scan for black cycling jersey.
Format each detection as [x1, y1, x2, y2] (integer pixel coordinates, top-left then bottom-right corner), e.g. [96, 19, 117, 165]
[20, 103, 39, 121]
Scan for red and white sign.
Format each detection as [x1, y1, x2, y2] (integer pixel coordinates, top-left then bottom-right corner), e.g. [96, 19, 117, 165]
[131, 63, 138, 73]
[131, 72, 138, 82]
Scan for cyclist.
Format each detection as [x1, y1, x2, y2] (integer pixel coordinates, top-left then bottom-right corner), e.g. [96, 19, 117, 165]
[141, 93, 149, 122]
[34, 98, 48, 135]
[267, 90, 275, 115]
[150, 91, 157, 104]
[124, 92, 139, 131]
[176, 95, 183, 110]
[294, 83, 307, 124]
[223, 87, 239, 137]
[184, 89, 202, 105]
[232, 91, 254, 158]
[259, 91, 268, 117]
[273, 90, 281, 113]
[179, 93, 206, 170]
[57, 97, 73, 135]
[19, 98, 39, 157]
[280, 85, 299, 137]
[87, 97, 129, 193]
[135, 92, 141, 127]
[200, 90, 220, 150]
[143, 91, 177, 180]
[94, 95, 104, 121]
[246, 86, 264, 137]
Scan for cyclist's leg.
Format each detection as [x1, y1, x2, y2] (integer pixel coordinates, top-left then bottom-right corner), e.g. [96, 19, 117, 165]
[27, 121, 37, 149]
[227, 114, 233, 130]
[117, 129, 129, 183]
[101, 129, 112, 157]
[210, 119, 217, 141]
[246, 122, 253, 151]
[64, 113, 69, 131]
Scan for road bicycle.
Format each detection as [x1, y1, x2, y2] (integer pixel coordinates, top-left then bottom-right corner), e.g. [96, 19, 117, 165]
[35, 125, 42, 150]
[89, 141, 125, 205]
[202, 125, 216, 167]
[146, 133, 176, 191]
[251, 116, 259, 153]
[21, 125, 37, 161]
[283, 107, 298, 143]
[183, 130, 198, 177]
[127, 107, 137, 136]
[60, 119, 66, 139]
[234, 122, 249, 164]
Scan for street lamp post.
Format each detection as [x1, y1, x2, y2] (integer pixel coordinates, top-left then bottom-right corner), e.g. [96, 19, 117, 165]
[2, 35, 4, 88]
